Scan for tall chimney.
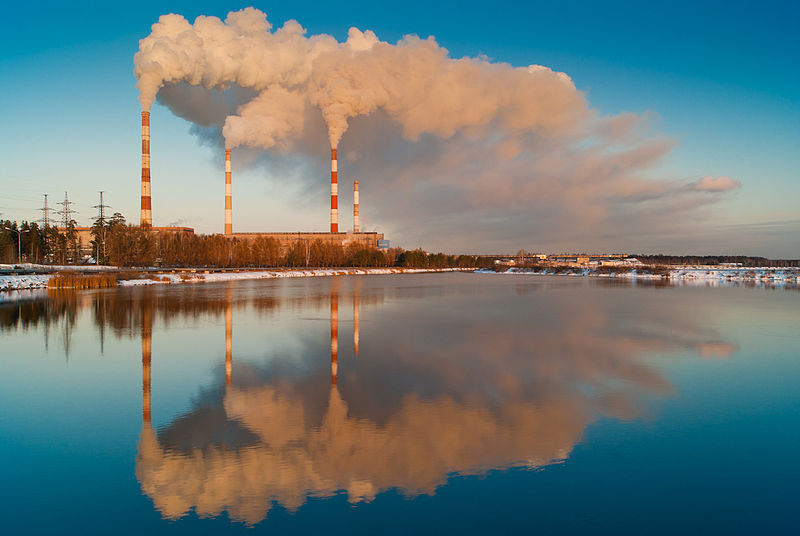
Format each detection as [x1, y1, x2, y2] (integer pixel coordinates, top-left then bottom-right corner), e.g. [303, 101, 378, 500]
[330, 148, 338, 233]
[140, 111, 152, 228]
[353, 180, 359, 233]
[225, 149, 232, 236]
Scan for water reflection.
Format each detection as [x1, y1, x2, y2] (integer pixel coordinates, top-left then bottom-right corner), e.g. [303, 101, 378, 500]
[0, 278, 742, 525]
[58, 280, 729, 525]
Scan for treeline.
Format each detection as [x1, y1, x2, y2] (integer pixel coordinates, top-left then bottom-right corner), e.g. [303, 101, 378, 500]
[109, 226, 492, 269]
[635, 255, 800, 268]
[1, 220, 49, 264]
[1, 213, 126, 264]
[2, 217, 491, 269]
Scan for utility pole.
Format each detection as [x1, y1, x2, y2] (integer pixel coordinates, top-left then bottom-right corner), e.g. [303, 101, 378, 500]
[37, 194, 55, 263]
[57, 191, 76, 229]
[38, 194, 53, 228]
[57, 192, 77, 264]
[93, 191, 110, 263]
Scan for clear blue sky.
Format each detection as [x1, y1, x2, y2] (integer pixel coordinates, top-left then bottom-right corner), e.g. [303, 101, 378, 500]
[0, 1, 797, 255]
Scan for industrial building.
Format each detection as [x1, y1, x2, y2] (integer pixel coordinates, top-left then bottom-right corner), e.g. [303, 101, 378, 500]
[231, 231, 385, 255]
[139, 111, 387, 249]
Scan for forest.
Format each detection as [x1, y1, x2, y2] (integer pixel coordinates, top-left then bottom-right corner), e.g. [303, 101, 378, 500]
[0, 217, 493, 269]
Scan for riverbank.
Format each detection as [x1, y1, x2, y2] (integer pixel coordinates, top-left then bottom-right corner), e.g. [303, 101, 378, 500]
[480, 266, 800, 287]
[0, 267, 474, 291]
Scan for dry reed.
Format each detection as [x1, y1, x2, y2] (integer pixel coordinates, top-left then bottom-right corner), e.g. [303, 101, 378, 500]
[47, 273, 119, 290]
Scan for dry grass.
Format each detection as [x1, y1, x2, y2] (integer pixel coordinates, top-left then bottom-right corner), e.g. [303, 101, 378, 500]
[47, 273, 118, 289]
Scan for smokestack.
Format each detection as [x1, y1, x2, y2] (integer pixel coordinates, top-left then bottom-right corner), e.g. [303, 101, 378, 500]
[353, 180, 359, 233]
[330, 148, 338, 233]
[331, 290, 338, 385]
[225, 149, 232, 235]
[140, 111, 152, 228]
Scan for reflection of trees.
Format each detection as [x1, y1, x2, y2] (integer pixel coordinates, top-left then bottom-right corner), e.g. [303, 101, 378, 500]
[134, 281, 739, 525]
[0, 284, 383, 341]
[0, 291, 78, 332]
[0, 291, 82, 356]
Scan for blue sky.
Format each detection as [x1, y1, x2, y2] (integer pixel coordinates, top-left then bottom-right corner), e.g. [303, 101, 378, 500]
[0, 1, 797, 255]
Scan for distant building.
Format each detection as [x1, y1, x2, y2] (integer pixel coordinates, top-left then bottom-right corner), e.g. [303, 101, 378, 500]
[232, 232, 384, 256]
[547, 254, 638, 266]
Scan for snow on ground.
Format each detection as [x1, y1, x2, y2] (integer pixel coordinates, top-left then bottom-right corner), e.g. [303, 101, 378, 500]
[0, 267, 472, 292]
[479, 266, 800, 288]
[0, 263, 118, 272]
[117, 267, 471, 286]
[477, 267, 664, 279]
[4, 265, 797, 292]
[0, 274, 51, 291]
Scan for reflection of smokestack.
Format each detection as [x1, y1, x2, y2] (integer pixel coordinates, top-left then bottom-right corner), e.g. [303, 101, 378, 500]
[353, 291, 359, 357]
[141, 111, 152, 228]
[353, 180, 359, 233]
[330, 148, 338, 233]
[142, 309, 152, 424]
[224, 149, 232, 236]
[331, 290, 338, 385]
[225, 296, 232, 386]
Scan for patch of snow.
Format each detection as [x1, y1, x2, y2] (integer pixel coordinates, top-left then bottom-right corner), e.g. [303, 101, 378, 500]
[478, 266, 800, 288]
[117, 267, 473, 286]
[0, 274, 51, 290]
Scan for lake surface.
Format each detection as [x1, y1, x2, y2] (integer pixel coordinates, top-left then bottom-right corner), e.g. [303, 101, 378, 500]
[1, 273, 798, 534]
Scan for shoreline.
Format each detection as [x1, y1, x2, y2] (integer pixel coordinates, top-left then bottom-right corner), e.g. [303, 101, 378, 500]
[0, 267, 475, 292]
[479, 266, 800, 288]
[3, 265, 799, 293]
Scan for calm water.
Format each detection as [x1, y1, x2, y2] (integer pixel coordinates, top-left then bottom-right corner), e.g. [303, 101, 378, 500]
[1, 273, 798, 534]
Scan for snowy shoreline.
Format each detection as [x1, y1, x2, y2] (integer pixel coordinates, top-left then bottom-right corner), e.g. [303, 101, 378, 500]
[0, 267, 474, 292]
[479, 266, 800, 288]
[3, 265, 799, 293]
[117, 267, 473, 286]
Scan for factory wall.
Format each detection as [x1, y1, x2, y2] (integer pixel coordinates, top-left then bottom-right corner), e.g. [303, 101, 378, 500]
[232, 232, 384, 256]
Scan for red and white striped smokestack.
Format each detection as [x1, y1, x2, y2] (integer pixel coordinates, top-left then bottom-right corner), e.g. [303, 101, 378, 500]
[353, 180, 359, 233]
[224, 149, 232, 235]
[330, 148, 338, 233]
[140, 111, 152, 228]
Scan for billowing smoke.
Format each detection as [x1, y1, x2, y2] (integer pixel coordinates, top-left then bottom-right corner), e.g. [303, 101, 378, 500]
[135, 8, 586, 150]
[134, 8, 740, 250]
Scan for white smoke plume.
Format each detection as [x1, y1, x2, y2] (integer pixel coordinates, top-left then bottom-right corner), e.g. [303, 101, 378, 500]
[135, 8, 587, 149]
[134, 8, 739, 250]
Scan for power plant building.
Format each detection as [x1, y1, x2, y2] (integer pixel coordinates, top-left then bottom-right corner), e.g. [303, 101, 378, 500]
[139, 111, 386, 248]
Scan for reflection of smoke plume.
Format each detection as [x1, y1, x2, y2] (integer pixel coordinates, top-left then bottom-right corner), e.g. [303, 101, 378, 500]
[133, 279, 748, 524]
[138, 386, 584, 524]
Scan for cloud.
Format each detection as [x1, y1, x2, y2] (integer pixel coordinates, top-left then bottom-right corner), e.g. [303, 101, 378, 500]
[692, 175, 742, 192]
